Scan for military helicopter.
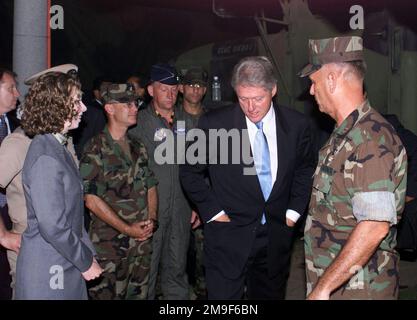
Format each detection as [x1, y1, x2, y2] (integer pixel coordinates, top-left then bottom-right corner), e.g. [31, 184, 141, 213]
[175, 0, 417, 135]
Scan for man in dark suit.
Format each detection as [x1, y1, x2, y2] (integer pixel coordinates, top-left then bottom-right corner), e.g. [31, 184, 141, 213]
[73, 76, 111, 158]
[179, 56, 315, 299]
[0, 68, 20, 299]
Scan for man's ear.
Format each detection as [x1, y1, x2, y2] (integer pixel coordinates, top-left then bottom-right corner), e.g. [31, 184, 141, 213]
[271, 84, 277, 97]
[178, 84, 184, 94]
[148, 84, 154, 98]
[104, 103, 114, 115]
[327, 72, 338, 94]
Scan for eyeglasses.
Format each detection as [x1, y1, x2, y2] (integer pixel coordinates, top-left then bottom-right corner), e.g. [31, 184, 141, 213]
[126, 101, 139, 109]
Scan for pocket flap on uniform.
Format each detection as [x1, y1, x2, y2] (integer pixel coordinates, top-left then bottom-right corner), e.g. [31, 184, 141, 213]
[313, 165, 335, 194]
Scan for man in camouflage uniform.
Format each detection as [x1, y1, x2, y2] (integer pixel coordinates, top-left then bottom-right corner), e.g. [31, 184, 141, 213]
[299, 36, 407, 299]
[129, 64, 194, 300]
[80, 83, 158, 299]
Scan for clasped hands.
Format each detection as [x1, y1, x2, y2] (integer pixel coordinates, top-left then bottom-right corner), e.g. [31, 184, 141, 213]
[127, 219, 157, 241]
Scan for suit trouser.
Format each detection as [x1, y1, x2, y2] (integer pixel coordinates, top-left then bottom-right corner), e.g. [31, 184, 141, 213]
[0, 206, 12, 300]
[206, 223, 288, 300]
[6, 250, 16, 299]
[148, 208, 191, 300]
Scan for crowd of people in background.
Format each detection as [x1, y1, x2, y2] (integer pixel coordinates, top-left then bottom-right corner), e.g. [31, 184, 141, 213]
[0, 35, 416, 300]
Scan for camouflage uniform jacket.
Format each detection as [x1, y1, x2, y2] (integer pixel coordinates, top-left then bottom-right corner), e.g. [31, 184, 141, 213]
[79, 126, 158, 258]
[304, 100, 407, 299]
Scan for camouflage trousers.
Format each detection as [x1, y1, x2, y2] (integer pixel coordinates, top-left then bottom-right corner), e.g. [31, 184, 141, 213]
[89, 236, 152, 300]
[304, 218, 400, 300]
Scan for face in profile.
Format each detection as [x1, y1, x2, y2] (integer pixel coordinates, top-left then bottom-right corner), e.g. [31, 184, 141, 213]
[235, 84, 276, 124]
[309, 68, 332, 117]
[0, 73, 20, 114]
[63, 89, 87, 133]
[111, 101, 138, 127]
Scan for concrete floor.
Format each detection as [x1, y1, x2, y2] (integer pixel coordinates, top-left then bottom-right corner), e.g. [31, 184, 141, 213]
[285, 237, 417, 300]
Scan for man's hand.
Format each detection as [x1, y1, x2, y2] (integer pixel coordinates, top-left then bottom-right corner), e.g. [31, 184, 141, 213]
[286, 218, 296, 227]
[128, 220, 154, 241]
[307, 288, 330, 300]
[190, 210, 201, 229]
[82, 258, 103, 281]
[406, 196, 415, 203]
[215, 214, 231, 222]
[0, 231, 21, 253]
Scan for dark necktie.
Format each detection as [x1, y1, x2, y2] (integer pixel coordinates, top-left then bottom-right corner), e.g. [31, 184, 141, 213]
[0, 114, 7, 144]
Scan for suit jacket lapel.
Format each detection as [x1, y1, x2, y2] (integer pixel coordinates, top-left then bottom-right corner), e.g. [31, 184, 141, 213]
[47, 134, 79, 177]
[270, 104, 288, 197]
[7, 110, 20, 132]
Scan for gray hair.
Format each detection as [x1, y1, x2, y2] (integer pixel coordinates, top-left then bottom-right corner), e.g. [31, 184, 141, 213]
[343, 61, 367, 81]
[231, 56, 277, 91]
[332, 61, 367, 81]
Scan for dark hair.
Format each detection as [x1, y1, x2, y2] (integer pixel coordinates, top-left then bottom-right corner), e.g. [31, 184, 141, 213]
[93, 75, 112, 91]
[231, 56, 277, 91]
[0, 68, 17, 83]
[127, 74, 149, 88]
[21, 72, 81, 136]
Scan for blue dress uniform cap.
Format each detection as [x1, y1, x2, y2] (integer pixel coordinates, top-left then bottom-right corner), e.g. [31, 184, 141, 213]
[150, 63, 179, 85]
